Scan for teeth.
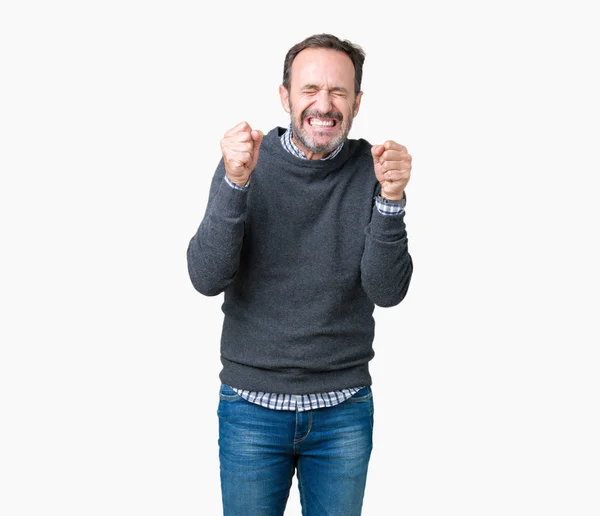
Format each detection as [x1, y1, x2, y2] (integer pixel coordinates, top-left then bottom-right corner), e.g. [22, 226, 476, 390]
[309, 119, 334, 127]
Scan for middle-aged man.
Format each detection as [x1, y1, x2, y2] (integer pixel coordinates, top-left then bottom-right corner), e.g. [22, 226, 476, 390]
[187, 33, 413, 515]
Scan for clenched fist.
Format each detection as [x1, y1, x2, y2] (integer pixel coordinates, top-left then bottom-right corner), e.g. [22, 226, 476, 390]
[220, 122, 264, 187]
[371, 141, 412, 201]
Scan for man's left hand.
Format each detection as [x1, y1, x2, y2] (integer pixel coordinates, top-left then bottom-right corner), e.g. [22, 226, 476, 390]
[371, 141, 412, 201]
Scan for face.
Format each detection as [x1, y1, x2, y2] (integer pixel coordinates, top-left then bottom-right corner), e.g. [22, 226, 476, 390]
[279, 48, 363, 159]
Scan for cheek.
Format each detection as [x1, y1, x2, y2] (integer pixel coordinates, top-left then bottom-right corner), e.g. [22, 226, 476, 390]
[293, 100, 311, 119]
[335, 100, 353, 119]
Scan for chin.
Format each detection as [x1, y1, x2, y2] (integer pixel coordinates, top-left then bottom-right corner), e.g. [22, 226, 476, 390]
[300, 135, 332, 152]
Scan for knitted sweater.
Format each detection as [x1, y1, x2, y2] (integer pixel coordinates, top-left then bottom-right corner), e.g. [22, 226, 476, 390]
[187, 127, 413, 394]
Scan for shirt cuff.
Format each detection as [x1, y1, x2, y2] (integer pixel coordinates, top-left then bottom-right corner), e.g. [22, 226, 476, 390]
[224, 175, 250, 190]
[375, 195, 405, 216]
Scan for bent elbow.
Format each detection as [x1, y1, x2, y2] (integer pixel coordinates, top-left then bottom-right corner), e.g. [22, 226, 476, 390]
[187, 262, 227, 297]
[363, 259, 413, 308]
[186, 240, 226, 297]
[368, 283, 410, 307]
[373, 290, 408, 308]
[191, 277, 224, 297]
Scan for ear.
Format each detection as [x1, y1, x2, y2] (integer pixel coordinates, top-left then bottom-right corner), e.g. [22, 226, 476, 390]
[353, 91, 363, 118]
[279, 85, 291, 113]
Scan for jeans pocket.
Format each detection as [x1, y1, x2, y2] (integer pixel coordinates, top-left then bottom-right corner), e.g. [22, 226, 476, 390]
[347, 386, 373, 403]
[219, 383, 242, 402]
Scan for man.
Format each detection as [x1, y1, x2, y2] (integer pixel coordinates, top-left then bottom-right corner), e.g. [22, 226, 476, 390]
[187, 33, 412, 515]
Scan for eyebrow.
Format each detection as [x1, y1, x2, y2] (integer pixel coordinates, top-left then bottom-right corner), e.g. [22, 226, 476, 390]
[301, 84, 349, 94]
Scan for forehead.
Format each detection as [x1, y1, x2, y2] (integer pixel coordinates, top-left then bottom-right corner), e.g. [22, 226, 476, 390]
[290, 48, 355, 88]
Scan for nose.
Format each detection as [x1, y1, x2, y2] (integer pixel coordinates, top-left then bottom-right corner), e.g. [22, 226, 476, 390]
[314, 88, 333, 113]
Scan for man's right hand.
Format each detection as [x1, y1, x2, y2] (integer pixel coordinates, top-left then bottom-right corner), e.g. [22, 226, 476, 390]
[220, 122, 263, 187]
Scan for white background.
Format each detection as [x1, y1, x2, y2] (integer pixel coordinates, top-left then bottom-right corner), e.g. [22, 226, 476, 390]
[1, 1, 599, 515]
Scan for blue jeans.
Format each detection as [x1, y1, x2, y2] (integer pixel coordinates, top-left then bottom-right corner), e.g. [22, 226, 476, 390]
[217, 384, 374, 516]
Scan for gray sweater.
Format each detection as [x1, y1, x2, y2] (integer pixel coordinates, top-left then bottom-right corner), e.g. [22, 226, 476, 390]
[187, 127, 412, 394]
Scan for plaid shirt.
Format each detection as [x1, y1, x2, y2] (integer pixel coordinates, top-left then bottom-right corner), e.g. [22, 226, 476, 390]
[230, 387, 363, 412]
[222, 126, 404, 410]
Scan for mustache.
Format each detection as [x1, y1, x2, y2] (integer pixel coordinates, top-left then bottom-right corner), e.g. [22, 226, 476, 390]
[301, 109, 343, 121]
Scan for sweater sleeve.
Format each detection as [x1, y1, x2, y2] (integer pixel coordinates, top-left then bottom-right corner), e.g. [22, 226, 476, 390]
[186, 160, 249, 296]
[361, 205, 413, 307]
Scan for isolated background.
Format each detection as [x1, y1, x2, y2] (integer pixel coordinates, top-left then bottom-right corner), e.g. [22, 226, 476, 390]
[1, 1, 599, 515]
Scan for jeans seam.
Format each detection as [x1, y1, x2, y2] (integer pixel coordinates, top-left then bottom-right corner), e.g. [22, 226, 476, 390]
[219, 384, 242, 402]
[297, 464, 306, 513]
[347, 393, 373, 403]
[218, 394, 242, 402]
[293, 410, 313, 445]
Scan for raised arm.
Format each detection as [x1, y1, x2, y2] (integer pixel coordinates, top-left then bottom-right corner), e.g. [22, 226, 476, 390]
[361, 140, 413, 307]
[186, 122, 262, 296]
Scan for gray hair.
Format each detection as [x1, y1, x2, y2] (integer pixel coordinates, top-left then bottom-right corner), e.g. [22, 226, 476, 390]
[282, 33, 366, 95]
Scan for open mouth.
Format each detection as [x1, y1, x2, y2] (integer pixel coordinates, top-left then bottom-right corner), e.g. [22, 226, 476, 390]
[305, 117, 338, 129]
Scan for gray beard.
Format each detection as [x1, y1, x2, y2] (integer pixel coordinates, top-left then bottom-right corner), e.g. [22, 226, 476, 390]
[290, 109, 353, 155]
[293, 126, 347, 154]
